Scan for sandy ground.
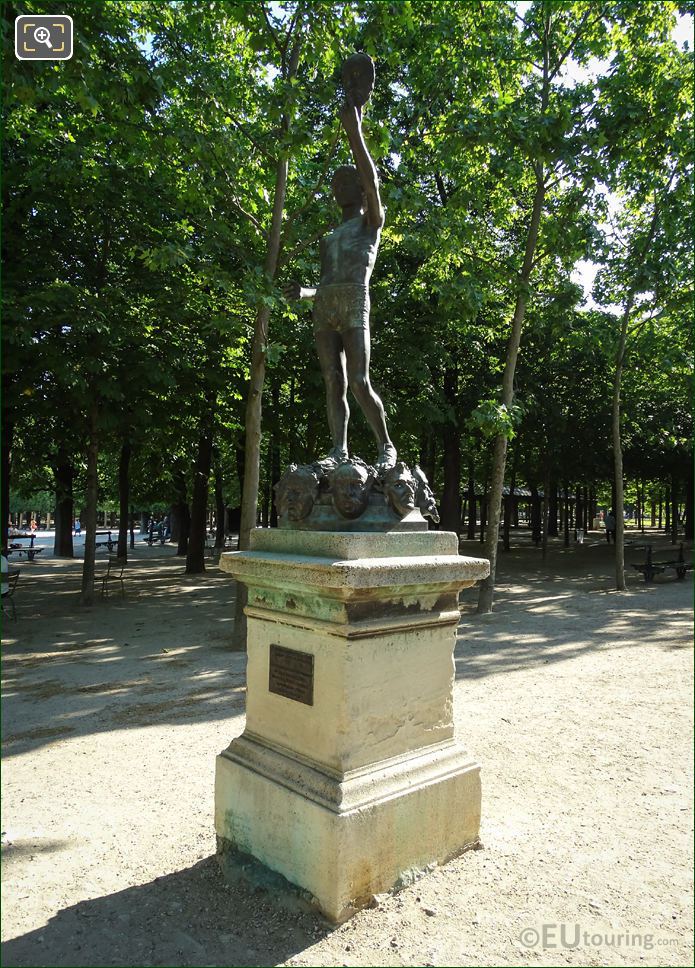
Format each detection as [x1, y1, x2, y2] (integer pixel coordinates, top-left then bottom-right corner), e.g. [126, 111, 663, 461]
[1, 531, 693, 967]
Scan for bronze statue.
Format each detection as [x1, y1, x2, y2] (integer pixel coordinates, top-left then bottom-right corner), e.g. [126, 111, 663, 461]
[383, 462, 417, 517]
[330, 458, 375, 519]
[274, 464, 321, 522]
[287, 53, 397, 472]
[413, 465, 440, 524]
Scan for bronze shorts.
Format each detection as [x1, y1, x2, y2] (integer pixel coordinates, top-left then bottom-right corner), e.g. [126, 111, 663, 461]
[313, 284, 370, 335]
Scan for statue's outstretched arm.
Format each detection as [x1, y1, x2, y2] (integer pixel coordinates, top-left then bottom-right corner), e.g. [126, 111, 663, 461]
[341, 104, 385, 230]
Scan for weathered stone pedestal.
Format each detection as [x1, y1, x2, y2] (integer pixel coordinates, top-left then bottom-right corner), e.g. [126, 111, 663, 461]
[216, 528, 489, 922]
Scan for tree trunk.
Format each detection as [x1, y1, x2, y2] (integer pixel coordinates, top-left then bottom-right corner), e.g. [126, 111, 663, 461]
[419, 432, 436, 490]
[557, 492, 562, 532]
[440, 430, 461, 534]
[53, 455, 74, 558]
[466, 466, 476, 540]
[530, 485, 541, 546]
[613, 181, 669, 586]
[117, 440, 131, 560]
[548, 482, 558, 536]
[270, 380, 281, 528]
[503, 450, 516, 552]
[172, 466, 190, 557]
[541, 468, 550, 561]
[440, 364, 461, 534]
[2, 416, 13, 552]
[186, 427, 214, 574]
[563, 484, 570, 548]
[670, 475, 678, 545]
[170, 504, 180, 543]
[235, 437, 245, 515]
[477, 168, 545, 612]
[611, 296, 633, 591]
[261, 459, 270, 528]
[684, 464, 693, 541]
[233, 145, 293, 648]
[639, 481, 645, 534]
[214, 449, 226, 548]
[590, 487, 597, 529]
[79, 401, 99, 605]
[176, 503, 191, 556]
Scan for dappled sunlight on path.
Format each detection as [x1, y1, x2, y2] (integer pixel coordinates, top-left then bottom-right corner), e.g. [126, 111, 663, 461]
[2, 547, 242, 758]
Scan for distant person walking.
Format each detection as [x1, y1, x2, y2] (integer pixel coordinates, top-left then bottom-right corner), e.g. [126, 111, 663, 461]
[605, 509, 616, 544]
[74, 518, 81, 536]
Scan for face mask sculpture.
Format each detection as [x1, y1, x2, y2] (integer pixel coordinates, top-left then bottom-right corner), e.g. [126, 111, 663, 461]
[331, 460, 374, 520]
[275, 464, 321, 523]
[412, 465, 440, 524]
[383, 462, 417, 518]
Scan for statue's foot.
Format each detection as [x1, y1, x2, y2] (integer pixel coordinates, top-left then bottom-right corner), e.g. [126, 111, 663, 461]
[317, 446, 349, 471]
[375, 442, 397, 472]
[327, 446, 349, 462]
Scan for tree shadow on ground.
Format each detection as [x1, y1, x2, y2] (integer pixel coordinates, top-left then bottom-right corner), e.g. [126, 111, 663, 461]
[3, 533, 691, 755]
[455, 534, 693, 681]
[1, 551, 245, 758]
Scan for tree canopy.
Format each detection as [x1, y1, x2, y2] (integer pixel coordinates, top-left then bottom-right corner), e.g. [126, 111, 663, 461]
[3, 0, 692, 610]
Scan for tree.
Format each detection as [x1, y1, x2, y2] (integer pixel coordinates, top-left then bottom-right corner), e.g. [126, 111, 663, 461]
[474, 1, 618, 612]
[592, 3, 692, 587]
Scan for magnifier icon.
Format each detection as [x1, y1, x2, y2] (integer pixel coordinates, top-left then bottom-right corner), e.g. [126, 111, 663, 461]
[33, 26, 52, 49]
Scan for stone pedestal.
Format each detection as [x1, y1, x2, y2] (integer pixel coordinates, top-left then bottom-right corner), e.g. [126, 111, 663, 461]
[215, 529, 489, 922]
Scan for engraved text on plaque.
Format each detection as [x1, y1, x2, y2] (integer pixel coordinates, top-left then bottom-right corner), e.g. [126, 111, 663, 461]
[268, 644, 314, 705]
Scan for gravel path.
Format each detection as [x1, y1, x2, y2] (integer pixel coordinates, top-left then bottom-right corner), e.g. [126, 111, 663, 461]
[2, 534, 693, 967]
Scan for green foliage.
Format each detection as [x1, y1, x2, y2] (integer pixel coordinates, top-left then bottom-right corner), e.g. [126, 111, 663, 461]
[467, 400, 524, 442]
[2, 0, 691, 530]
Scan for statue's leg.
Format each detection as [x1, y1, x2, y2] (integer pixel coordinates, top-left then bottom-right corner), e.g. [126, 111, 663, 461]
[343, 327, 396, 467]
[315, 329, 349, 458]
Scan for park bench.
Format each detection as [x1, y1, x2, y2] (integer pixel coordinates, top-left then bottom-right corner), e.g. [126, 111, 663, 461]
[95, 530, 119, 552]
[205, 536, 236, 558]
[4, 534, 45, 561]
[98, 556, 126, 599]
[631, 543, 692, 583]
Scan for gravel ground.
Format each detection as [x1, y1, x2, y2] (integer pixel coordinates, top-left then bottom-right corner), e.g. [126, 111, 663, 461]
[1, 532, 693, 967]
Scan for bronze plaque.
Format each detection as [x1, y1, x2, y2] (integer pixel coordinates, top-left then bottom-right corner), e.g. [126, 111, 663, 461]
[268, 644, 314, 706]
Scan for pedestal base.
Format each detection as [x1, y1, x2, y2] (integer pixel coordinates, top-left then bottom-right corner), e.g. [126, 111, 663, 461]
[215, 734, 480, 922]
[215, 529, 488, 922]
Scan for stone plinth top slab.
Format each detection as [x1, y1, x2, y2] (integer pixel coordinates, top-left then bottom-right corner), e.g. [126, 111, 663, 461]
[220, 549, 489, 593]
[249, 528, 459, 559]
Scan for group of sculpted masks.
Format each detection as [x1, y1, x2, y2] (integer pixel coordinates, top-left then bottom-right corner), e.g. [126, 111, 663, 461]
[275, 459, 440, 525]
